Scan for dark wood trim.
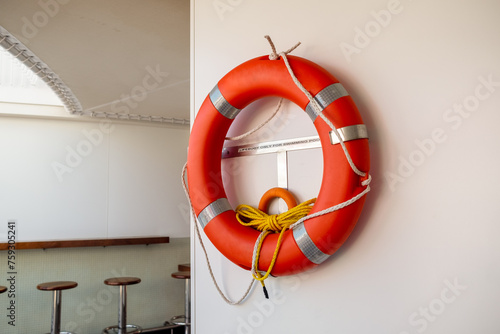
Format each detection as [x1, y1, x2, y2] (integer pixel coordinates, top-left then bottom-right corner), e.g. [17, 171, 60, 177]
[0, 237, 169, 250]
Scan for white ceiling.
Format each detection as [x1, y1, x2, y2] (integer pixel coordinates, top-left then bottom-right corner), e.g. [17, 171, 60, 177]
[0, 0, 190, 123]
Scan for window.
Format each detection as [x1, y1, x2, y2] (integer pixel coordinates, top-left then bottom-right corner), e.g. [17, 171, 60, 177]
[0, 48, 63, 106]
[0, 26, 81, 117]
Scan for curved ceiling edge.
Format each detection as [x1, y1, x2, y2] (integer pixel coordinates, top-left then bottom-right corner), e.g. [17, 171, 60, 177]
[0, 25, 82, 115]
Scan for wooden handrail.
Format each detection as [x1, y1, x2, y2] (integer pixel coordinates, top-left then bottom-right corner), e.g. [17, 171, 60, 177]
[0, 236, 169, 250]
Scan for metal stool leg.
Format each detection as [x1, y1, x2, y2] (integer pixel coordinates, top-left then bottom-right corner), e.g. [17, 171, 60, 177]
[51, 290, 62, 334]
[118, 285, 127, 334]
[184, 278, 190, 334]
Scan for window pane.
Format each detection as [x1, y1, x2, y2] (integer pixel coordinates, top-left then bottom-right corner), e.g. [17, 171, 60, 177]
[0, 48, 62, 106]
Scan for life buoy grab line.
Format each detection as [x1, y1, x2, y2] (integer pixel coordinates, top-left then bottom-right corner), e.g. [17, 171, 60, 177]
[187, 55, 370, 277]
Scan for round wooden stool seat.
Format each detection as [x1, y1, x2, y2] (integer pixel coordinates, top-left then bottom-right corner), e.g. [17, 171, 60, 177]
[0, 286, 7, 293]
[178, 263, 190, 272]
[104, 277, 141, 286]
[37, 281, 78, 291]
[171, 271, 190, 280]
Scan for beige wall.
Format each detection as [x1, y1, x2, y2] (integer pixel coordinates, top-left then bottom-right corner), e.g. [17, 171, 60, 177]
[192, 0, 500, 333]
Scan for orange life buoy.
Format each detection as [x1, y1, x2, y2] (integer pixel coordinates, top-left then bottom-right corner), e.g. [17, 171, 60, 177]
[187, 55, 370, 276]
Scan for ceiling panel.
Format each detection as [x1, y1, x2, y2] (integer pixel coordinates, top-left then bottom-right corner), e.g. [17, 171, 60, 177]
[0, 0, 190, 124]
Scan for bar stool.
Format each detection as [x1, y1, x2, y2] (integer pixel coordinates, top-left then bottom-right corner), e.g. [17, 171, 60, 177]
[102, 277, 142, 334]
[0, 286, 6, 294]
[37, 281, 78, 334]
[167, 264, 190, 334]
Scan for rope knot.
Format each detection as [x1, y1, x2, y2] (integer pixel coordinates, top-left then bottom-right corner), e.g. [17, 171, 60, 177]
[269, 52, 279, 60]
[235, 198, 316, 233]
[265, 214, 281, 231]
[361, 174, 372, 187]
[264, 35, 301, 61]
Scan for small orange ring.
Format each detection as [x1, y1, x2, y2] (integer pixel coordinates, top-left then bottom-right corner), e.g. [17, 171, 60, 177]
[258, 187, 297, 213]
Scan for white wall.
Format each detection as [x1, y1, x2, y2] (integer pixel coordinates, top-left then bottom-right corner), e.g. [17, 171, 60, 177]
[0, 114, 190, 241]
[192, 0, 500, 333]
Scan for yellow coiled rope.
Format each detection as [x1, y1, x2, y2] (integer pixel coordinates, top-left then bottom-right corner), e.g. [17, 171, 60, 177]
[235, 198, 316, 297]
